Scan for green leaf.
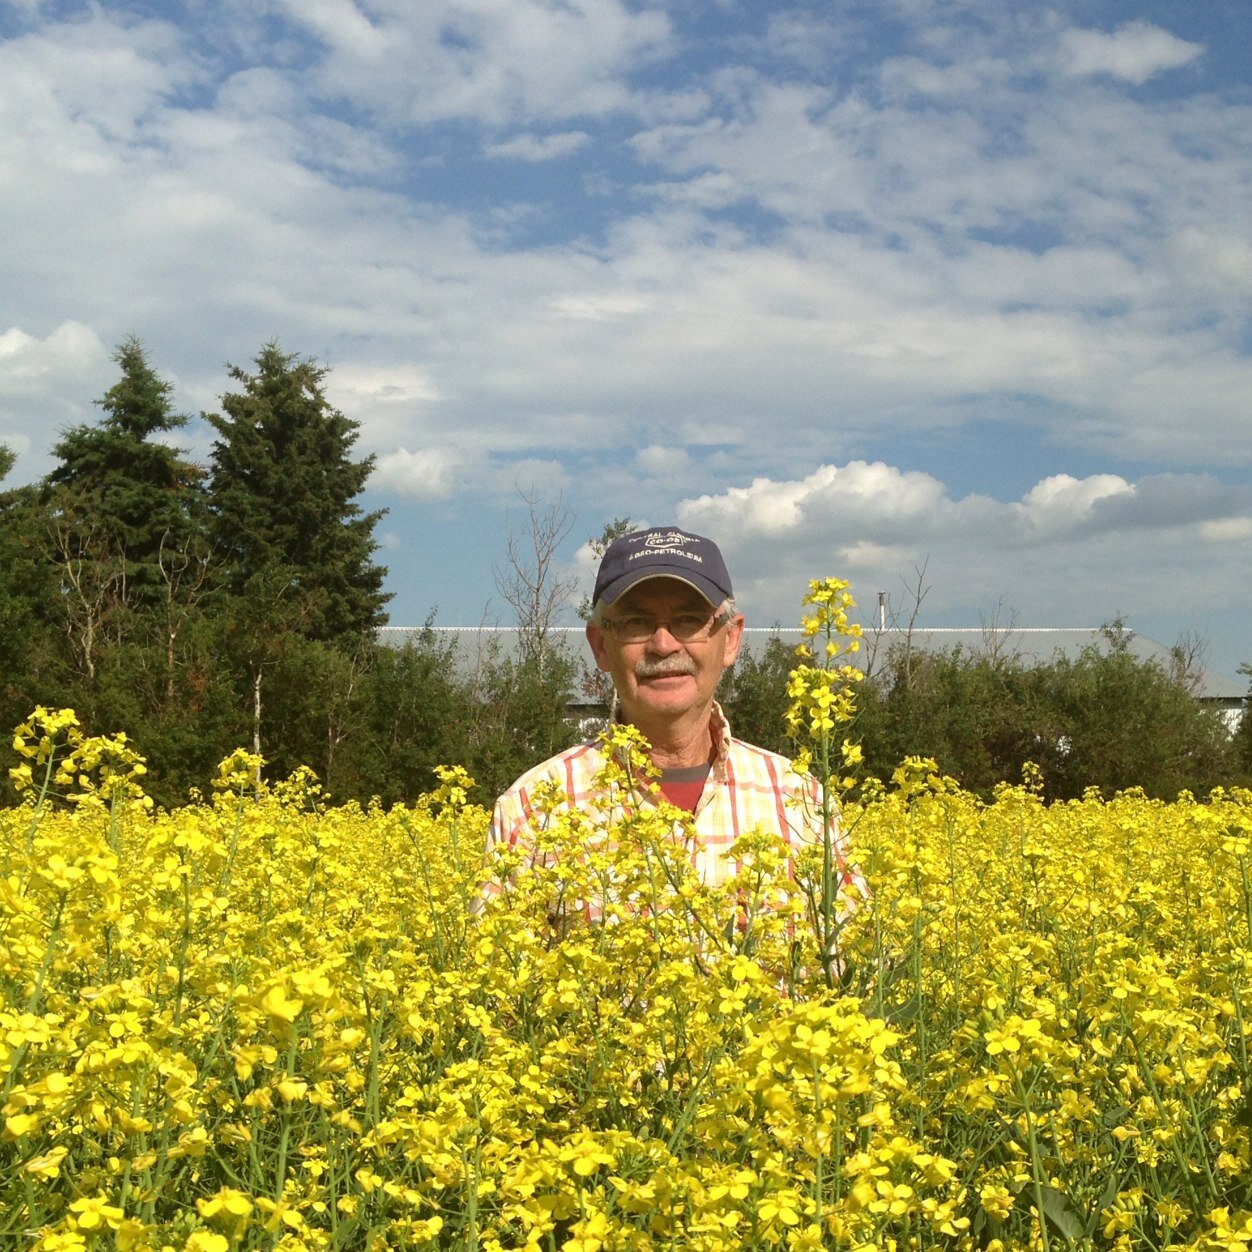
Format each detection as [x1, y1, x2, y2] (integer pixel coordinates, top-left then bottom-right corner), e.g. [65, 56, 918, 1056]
[1038, 1184, 1087, 1241]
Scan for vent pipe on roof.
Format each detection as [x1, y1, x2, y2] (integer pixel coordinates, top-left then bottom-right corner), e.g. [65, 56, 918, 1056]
[877, 591, 887, 631]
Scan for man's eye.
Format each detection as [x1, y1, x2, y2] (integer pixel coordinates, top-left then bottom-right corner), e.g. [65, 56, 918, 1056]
[673, 615, 708, 633]
[620, 616, 652, 632]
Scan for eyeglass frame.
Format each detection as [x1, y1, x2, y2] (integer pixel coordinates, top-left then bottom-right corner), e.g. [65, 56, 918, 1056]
[597, 606, 734, 644]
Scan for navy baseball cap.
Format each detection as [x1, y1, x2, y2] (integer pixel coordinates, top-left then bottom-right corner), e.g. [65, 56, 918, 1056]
[592, 527, 733, 608]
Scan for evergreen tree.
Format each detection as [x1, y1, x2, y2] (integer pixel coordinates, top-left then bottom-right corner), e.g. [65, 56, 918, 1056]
[0, 447, 60, 731]
[205, 344, 389, 775]
[206, 343, 389, 644]
[44, 336, 203, 615]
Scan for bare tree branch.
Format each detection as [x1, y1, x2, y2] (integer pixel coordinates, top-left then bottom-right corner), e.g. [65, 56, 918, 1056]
[494, 487, 578, 666]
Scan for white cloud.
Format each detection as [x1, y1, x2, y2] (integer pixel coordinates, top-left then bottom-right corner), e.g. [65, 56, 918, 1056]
[370, 446, 461, 499]
[1019, 473, 1133, 533]
[486, 131, 591, 161]
[2, 1, 1248, 487]
[634, 445, 692, 477]
[284, 0, 672, 127]
[677, 463, 1252, 650]
[323, 364, 443, 449]
[0, 321, 104, 385]
[281, 0, 388, 61]
[680, 462, 951, 542]
[1200, 518, 1252, 542]
[0, 322, 110, 477]
[1059, 22, 1203, 84]
[879, 54, 1010, 100]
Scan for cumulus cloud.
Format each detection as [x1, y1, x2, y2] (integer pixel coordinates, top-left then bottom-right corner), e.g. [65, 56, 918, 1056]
[370, 446, 461, 499]
[485, 131, 591, 161]
[1018, 474, 1133, 534]
[1058, 22, 1203, 84]
[683, 463, 1250, 552]
[682, 463, 950, 539]
[283, 0, 672, 127]
[2, 1, 1250, 667]
[323, 364, 442, 450]
[0, 322, 110, 476]
[678, 463, 1252, 647]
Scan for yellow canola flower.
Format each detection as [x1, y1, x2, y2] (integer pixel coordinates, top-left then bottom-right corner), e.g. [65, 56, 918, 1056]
[24, 1145, 69, 1178]
[558, 1129, 617, 1177]
[4, 1112, 39, 1138]
[183, 1233, 230, 1252]
[4, 700, 1252, 1250]
[260, 984, 304, 1024]
[197, 1187, 254, 1225]
[69, 1194, 126, 1231]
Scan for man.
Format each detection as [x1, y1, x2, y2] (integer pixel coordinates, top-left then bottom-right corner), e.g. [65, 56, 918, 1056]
[482, 526, 861, 914]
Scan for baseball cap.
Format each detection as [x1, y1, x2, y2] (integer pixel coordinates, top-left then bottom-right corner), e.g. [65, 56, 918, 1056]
[592, 527, 733, 608]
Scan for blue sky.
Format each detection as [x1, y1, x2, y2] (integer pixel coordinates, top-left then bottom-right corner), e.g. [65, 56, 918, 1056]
[2, 0, 1251, 679]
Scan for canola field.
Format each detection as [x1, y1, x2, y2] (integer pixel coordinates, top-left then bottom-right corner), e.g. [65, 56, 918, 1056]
[3, 706, 1252, 1251]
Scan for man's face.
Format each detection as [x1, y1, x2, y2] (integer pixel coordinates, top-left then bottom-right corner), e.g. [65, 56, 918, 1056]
[586, 578, 744, 731]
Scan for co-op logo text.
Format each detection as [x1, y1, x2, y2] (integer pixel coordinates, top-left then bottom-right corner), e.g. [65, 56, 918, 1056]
[631, 531, 703, 562]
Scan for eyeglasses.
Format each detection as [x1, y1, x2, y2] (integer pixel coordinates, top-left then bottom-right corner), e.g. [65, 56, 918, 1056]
[600, 610, 730, 643]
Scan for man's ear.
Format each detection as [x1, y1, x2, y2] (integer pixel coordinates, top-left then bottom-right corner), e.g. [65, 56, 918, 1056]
[721, 613, 746, 668]
[586, 620, 612, 673]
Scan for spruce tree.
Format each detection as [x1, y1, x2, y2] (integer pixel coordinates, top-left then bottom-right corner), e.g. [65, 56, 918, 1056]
[205, 344, 389, 772]
[0, 446, 58, 731]
[45, 336, 203, 613]
[206, 343, 389, 644]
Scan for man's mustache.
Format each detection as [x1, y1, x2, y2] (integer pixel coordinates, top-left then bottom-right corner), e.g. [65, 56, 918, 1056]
[634, 656, 698, 679]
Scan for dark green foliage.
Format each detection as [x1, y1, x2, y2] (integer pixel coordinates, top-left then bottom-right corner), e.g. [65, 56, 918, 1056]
[856, 646, 1049, 797]
[202, 343, 393, 784]
[44, 336, 204, 615]
[719, 633, 796, 755]
[1234, 665, 1252, 775]
[721, 626, 1239, 801]
[857, 639, 1235, 800]
[206, 343, 390, 644]
[13, 343, 230, 801]
[1030, 644, 1236, 800]
[338, 626, 472, 805]
[458, 644, 585, 805]
[0, 456, 62, 734]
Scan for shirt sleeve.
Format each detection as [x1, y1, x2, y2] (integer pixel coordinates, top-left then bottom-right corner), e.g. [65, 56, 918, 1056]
[474, 786, 528, 913]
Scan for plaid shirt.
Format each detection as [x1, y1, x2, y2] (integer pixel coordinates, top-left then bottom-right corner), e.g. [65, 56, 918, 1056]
[482, 704, 863, 910]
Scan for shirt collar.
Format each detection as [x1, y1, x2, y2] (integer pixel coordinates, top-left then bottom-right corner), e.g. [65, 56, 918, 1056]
[608, 700, 734, 776]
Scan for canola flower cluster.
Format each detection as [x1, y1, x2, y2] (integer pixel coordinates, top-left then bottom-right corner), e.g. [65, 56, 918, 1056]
[3, 585, 1252, 1250]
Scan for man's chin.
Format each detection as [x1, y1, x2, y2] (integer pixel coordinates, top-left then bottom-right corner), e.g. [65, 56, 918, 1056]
[623, 677, 702, 716]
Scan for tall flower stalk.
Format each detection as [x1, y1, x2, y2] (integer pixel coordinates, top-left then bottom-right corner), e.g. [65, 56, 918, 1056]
[784, 578, 864, 988]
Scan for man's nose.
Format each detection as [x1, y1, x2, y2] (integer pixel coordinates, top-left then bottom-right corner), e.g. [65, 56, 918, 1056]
[645, 622, 683, 652]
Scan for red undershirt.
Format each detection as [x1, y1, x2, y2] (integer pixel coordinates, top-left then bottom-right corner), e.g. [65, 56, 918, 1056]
[657, 763, 712, 813]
